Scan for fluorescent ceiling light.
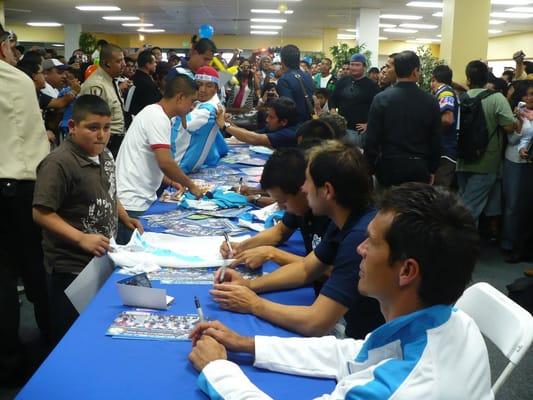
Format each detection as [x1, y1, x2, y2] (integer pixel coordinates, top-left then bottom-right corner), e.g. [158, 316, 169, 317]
[432, 11, 443, 17]
[488, 29, 503, 33]
[337, 34, 357, 39]
[379, 36, 388, 40]
[76, 6, 121, 11]
[52, 43, 64, 47]
[345, 29, 358, 32]
[27, 22, 62, 27]
[490, 11, 533, 17]
[250, 9, 293, 14]
[137, 28, 165, 33]
[406, 2, 443, 8]
[250, 25, 282, 29]
[489, 19, 506, 24]
[379, 23, 397, 28]
[491, 1, 533, 5]
[122, 23, 154, 27]
[400, 23, 438, 29]
[250, 31, 279, 35]
[250, 18, 287, 23]
[380, 14, 423, 20]
[384, 28, 419, 33]
[102, 16, 140, 21]
[437, 34, 442, 37]
[506, 6, 533, 11]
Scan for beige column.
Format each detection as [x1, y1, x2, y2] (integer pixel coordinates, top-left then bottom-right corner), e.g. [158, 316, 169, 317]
[0, 1, 5, 27]
[440, 0, 491, 84]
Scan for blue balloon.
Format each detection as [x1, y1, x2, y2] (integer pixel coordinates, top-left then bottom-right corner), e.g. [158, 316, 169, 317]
[198, 24, 214, 39]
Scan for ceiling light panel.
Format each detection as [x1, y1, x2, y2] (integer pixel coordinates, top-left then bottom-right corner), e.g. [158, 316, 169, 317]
[400, 23, 438, 29]
[380, 14, 423, 20]
[384, 28, 419, 33]
[406, 2, 443, 8]
[137, 28, 165, 33]
[27, 22, 62, 27]
[102, 16, 140, 21]
[490, 11, 533, 17]
[76, 6, 121, 11]
[250, 9, 293, 14]
[250, 25, 282, 29]
[250, 18, 287, 23]
[122, 23, 154, 27]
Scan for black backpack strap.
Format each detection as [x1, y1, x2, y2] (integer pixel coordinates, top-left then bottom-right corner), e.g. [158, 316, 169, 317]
[293, 73, 317, 119]
[475, 89, 498, 101]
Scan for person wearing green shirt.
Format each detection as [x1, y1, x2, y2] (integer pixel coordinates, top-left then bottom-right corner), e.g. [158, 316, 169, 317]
[456, 61, 518, 224]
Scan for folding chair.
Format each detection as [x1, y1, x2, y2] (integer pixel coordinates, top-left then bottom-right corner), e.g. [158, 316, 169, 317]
[455, 282, 533, 395]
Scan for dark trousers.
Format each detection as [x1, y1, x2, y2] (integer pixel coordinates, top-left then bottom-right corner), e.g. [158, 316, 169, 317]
[0, 180, 49, 377]
[46, 272, 79, 345]
[376, 158, 431, 188]
[116, 210, 145, 245]
[107, 134, 124, 159]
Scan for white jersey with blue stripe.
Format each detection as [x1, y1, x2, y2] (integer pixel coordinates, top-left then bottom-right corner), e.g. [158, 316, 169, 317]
[197, 305, 493, 399]
[171, 94, 221, 173]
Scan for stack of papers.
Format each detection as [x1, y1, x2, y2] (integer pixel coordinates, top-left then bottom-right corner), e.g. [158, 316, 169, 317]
[106, 311, 199, 341]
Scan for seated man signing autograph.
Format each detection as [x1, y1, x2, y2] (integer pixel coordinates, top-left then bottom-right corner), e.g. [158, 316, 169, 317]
[188, 183, 492, 400]
[211, 141, 383, 340]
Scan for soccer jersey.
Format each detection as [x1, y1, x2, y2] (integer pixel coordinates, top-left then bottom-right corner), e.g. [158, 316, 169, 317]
[198, 306, 492, 400]
[171, 94, 221, 173]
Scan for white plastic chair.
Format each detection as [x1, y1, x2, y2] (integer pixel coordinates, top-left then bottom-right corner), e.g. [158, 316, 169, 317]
[455, 282, 533, 395]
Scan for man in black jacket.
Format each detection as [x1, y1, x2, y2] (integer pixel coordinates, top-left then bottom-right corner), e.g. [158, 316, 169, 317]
[125, 50, 161, 125]
[364, 51, 441, 187]
[330, 53, 378, 147]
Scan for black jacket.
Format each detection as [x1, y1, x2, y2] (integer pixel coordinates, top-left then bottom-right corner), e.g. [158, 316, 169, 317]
[364, 81, 441, 174]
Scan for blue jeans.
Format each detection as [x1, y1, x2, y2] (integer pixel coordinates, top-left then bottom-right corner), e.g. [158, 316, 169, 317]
[116, 210, 145, 245]
[456, 172, 498, 223]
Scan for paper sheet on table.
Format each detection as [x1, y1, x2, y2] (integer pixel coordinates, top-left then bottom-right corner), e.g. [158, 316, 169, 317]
[108, 230, 250, 268]
[65, 255, 114, 313]
[239, 167, 264, 176]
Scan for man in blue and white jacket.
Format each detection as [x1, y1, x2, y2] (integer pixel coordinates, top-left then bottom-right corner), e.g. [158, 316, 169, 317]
[189, 183, 493, 399]
[171, 66, 227, 173]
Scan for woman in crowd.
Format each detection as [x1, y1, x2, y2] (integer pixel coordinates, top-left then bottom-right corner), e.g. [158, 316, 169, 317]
[226, 58, 260, 110]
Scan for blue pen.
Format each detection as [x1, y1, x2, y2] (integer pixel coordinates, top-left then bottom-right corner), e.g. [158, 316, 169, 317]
[194, 296, 205, 322]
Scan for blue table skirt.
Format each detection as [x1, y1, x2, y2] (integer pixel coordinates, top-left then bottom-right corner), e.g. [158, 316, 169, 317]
[17, 201, 336, 399]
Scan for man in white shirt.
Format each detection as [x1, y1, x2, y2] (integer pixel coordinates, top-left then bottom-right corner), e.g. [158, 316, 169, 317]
[0, 24, 50, 385]
[116, 74, 203, 244]
[313, 57, 336, 92]
[188, 183, 493, 400]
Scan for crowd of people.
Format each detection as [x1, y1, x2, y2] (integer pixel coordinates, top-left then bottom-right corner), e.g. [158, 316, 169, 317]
[1, 20, 532, 397]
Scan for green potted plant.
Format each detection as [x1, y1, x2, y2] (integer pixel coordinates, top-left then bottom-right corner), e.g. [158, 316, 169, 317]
[79, 32, 98, 55]
[329, 42, 372, 72]
[416, 45, 444, 92]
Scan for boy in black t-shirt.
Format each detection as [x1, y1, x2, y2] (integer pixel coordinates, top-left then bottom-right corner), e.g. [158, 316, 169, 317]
[220, 148, 330, 269]
[33, 95, 143, 343]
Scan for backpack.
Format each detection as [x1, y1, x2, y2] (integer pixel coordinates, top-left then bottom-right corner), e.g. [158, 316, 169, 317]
[457, 90, 498, 162]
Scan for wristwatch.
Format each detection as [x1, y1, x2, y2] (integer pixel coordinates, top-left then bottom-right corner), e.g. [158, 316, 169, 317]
[222, 121, 231, 132]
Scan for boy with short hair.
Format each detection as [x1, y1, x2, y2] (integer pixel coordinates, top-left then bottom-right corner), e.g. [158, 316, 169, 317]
[33, 95, 143, 342]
